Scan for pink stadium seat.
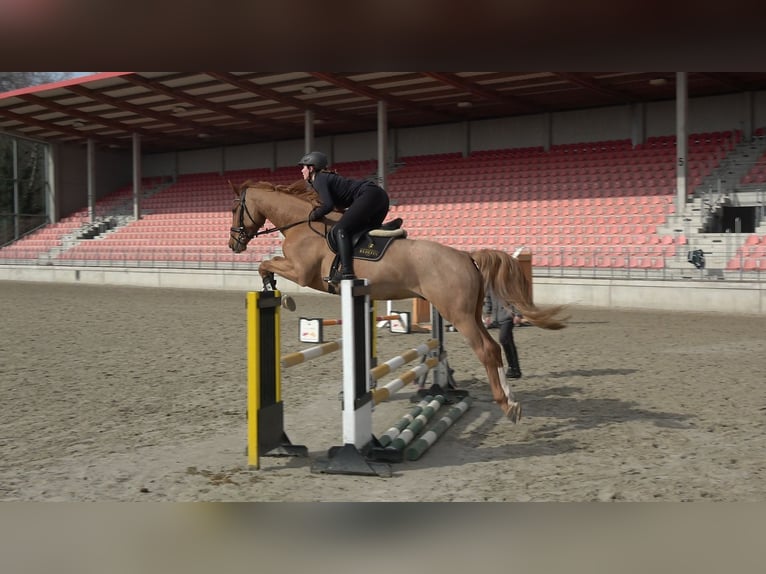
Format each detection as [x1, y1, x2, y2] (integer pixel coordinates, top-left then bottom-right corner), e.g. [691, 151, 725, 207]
[743, 258, 763, 271]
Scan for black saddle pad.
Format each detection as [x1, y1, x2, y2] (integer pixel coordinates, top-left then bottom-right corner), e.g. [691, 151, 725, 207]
[326, 218, 405, 261]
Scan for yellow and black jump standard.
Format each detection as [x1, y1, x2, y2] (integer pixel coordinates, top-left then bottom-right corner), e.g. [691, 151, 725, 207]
[246, 290, 307, 469]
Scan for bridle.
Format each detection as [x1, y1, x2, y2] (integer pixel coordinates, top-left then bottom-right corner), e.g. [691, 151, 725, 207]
[229, 185, 315, 251]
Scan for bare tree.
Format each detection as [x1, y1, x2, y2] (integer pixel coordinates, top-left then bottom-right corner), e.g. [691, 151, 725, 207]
[0, 72, 76, 93]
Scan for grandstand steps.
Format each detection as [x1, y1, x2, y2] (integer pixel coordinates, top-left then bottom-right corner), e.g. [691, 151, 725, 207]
[695, 136, 766, 196]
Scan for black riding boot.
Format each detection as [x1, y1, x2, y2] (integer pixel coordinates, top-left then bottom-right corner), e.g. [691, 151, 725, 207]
[336, 228, 356, 280]
[503, 340, 522, 379]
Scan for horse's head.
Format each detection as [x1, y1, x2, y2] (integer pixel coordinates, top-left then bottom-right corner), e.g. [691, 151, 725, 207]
[229, 181, 267, 253]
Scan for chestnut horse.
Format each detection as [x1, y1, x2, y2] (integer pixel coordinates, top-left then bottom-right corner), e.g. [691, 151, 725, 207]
[228, 180, 568, 421]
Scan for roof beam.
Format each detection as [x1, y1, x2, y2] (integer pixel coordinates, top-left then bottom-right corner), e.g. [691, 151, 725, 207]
[423, 72, 546, 114]
[122, 73, 295, 136]
[67, 84, 235, 142]
[309, 72, 460, 122]
[206, 71, 365, 128]
[18, 93, 162, 141]
[0, 106, 123, 145]
[552, 72, 636, 103]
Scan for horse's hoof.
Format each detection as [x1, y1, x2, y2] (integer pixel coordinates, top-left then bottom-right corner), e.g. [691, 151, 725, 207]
[503, 400, 522, 423]
[281, 295, 296, 312]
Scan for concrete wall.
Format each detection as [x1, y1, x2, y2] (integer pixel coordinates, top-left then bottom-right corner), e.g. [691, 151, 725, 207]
[533, 277, 765, 315]
[553, 105, 633, 145]
[54, 143, 132, 220]
[1, 265, 763, 316]
[470, 114, 546, 151]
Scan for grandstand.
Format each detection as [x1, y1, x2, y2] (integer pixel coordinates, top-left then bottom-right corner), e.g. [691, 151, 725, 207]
[2, 72, 766, 314]
[2, 130, 765, 283]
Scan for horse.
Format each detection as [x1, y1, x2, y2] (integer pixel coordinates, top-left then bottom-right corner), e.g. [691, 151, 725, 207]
[228, 179, 568, 421]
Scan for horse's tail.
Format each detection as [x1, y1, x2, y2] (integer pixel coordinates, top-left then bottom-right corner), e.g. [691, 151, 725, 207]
[470, 249, 569, 330]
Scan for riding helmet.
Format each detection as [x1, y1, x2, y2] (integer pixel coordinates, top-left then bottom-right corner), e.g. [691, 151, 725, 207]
[298, 151, 328, 170]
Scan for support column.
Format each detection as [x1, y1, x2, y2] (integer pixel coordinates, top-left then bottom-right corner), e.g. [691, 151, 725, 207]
[676, 72, 688, 212]
[11, 140, 20, 238]
[631, 102, 646, 147]
[304, 109, 315, 153]
[377, 100, 387, 188]
[132, 133, 141, 220]
[87, 138, 95, 223]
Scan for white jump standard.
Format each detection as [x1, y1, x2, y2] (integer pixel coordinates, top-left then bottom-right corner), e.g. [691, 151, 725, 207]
[311, 278, 470, 477]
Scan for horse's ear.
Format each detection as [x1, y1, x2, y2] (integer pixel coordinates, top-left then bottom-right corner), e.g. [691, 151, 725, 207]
[229, 180, 239, 198]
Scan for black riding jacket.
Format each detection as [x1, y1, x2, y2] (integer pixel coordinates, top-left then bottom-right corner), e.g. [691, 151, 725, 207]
[309, 171, 369, 219]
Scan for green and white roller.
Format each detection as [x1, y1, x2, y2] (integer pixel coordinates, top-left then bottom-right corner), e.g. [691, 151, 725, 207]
[405, 396, 472, 461]
[377, 395, 433, 447]
[389, 395, 445, 451]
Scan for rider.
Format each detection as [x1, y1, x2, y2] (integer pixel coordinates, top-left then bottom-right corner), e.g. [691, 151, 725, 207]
[299, 150, 390, 283]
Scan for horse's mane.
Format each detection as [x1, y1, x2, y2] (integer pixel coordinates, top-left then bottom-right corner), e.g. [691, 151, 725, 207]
[241, 179, 320, 205]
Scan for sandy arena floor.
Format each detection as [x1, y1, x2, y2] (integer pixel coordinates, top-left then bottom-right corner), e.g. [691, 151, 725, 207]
[1, 281, 764, 501]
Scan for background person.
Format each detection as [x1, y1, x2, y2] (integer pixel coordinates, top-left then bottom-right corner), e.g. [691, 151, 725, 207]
[483, 287, 522, 379]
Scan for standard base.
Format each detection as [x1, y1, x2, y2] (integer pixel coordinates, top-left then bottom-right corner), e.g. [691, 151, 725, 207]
[310, 443, 392, 477]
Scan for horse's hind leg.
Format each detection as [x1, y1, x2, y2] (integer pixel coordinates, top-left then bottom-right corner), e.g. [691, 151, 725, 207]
[453, 318, 522, 422]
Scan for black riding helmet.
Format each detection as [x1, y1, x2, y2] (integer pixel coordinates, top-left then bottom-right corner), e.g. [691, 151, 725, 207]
[298, 151, 328, 171]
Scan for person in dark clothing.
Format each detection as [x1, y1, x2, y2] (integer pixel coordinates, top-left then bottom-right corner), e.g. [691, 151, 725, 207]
[483, 287, 522, 379]
[299, 151, 390, 283]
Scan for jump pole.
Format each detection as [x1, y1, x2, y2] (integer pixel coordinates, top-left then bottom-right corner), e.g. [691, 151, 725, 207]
[376, 394, 434, 447]
[404, 396, 473, 461]
[245, 290, 307, 469]
[299, 308, 410, 343]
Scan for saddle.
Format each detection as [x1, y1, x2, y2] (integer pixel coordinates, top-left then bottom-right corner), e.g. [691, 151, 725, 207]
[325, 218, 407, 290]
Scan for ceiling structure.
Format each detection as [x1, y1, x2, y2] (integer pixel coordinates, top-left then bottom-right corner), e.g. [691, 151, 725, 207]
[2, 72, 766, 154]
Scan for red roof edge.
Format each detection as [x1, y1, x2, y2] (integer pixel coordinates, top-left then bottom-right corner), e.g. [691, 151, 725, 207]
[0, 72, 134, 100]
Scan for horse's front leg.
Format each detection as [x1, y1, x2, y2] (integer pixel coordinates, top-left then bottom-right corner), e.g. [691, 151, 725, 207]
[259, 257, 300, 310]
[259, 256, 296, 284]
[261, 270, 277, 291]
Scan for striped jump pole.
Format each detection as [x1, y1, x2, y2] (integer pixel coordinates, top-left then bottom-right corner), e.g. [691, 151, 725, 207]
[389, 395, 446, 451]
[367, 394, 446, 463]
[282, 336, 437, 403]
[369, 338, 438, 382]
[280, 339, 343, 369]
[377, 395, 433, 447]
[404, 396, 473, 461]
[318, 314, 402, 327]
[371, 356, 439, 405]
[299, 305, 410, 343]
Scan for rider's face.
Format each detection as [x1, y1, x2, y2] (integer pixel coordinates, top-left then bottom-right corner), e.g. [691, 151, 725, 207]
[301, 165, 311, 180]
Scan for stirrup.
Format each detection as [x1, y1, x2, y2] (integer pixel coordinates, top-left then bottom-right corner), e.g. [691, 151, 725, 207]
[324, 269, 343, 285]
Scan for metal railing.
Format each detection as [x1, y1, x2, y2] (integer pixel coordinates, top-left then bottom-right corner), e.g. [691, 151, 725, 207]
[1, 243, 762, 282]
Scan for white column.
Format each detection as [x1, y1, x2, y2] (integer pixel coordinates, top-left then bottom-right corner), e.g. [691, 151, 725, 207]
[132, 133, 141, 220]
[676, 72, 688, 212]
[87, 138, 95, 223]
[377, 100, 387, 188]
